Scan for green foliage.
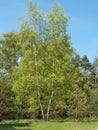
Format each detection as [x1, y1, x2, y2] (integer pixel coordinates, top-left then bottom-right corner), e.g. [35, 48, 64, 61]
[12, 1, 74, 120]
[0, 1, 98, 120]
[88, 89, 98, 117]
[67, 86, 89, 119]
[0, 32, 20, 72]
[0, 71, 15, 120]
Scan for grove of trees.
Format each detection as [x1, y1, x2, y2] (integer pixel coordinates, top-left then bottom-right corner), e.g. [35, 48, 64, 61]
[0, 1, 98, 120]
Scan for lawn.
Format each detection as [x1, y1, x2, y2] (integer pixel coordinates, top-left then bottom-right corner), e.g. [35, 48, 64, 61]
[0, 119, 98, 130]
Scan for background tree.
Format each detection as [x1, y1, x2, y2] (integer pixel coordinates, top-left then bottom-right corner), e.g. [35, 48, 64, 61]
[0, 32, 20, 73]
[0, 71, 15, 121]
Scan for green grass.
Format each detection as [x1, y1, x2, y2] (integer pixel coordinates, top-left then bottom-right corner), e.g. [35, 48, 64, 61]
[0, 119, 98, 130]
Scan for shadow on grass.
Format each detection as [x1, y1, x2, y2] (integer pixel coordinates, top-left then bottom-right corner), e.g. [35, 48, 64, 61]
[0, 122, 31, 130]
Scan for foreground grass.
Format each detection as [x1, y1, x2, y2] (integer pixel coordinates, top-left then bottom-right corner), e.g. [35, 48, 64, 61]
[0, 119, 98, 130]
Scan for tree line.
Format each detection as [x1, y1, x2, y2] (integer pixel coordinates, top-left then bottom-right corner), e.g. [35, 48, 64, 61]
[0, 1, 98, 120]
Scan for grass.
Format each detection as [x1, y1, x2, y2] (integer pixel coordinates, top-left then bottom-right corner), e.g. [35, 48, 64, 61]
[0, 119, 98, 130]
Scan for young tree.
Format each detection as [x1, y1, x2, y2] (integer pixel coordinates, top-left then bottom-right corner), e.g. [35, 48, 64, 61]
[67, 86, 89, 119]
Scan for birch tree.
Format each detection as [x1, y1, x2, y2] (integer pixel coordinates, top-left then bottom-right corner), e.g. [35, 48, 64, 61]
[12, 1, 74, 119]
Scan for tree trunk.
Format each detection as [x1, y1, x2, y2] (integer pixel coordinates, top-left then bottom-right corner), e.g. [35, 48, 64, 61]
[46, 85, 54, 120]
[46, 57, 54, 120]
[35, 48, 45, 119]
[37, 88, 45, 119]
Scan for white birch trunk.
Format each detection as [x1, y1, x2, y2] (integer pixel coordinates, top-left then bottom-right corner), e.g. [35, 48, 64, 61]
[35, 48, 45, 119]
[46, 57, 54, 120]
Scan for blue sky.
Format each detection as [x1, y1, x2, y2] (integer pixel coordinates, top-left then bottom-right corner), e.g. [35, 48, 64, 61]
[0, 0, 98, 62]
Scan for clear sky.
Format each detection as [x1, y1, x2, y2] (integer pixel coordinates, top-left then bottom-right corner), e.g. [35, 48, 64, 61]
[0, 0, 98, 62]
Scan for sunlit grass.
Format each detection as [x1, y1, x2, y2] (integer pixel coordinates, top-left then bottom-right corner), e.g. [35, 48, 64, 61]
[0, 119, 98, 130]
